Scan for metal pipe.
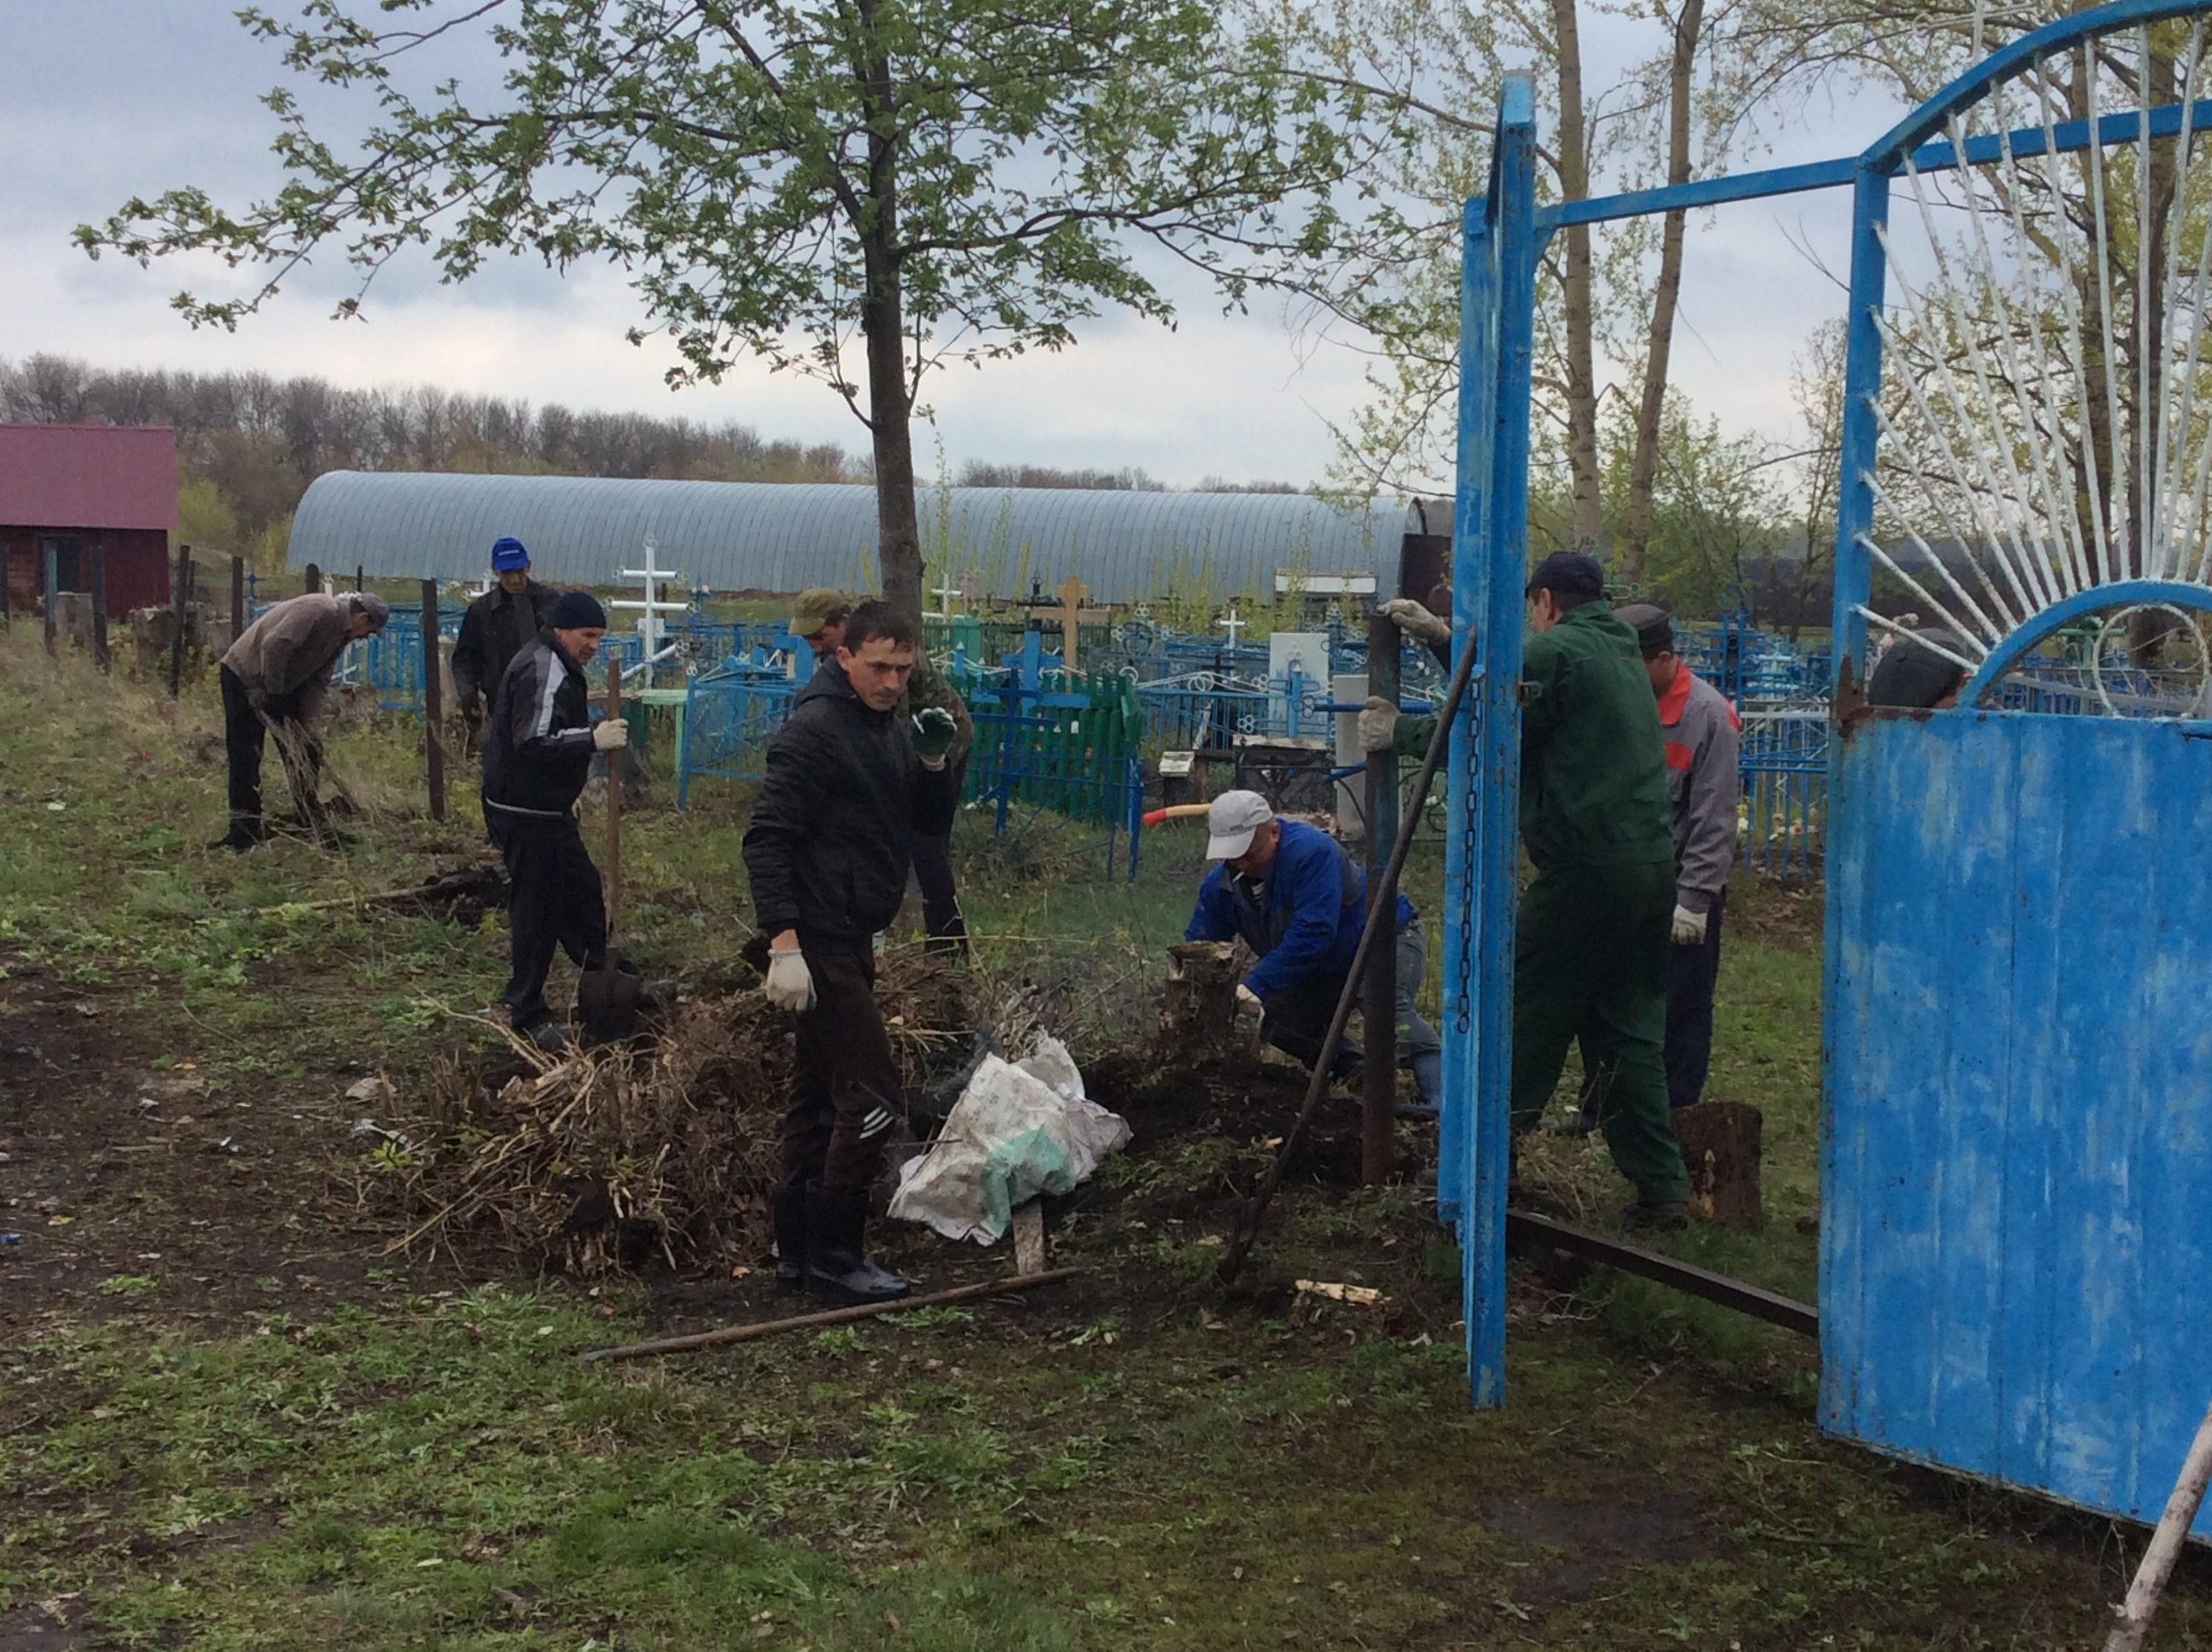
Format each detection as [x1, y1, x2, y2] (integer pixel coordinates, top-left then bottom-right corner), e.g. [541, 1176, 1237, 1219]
[1362, 602, 1401, 1184]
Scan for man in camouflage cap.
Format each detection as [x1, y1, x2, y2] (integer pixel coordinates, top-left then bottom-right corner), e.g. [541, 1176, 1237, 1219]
[788, 590, 974, 953]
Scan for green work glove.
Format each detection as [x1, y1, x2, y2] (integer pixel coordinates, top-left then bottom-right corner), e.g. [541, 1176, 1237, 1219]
[911, 706, 957, 767]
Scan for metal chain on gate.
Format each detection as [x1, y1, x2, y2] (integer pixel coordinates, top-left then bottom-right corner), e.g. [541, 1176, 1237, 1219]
[1452, 654, 1480, 1037]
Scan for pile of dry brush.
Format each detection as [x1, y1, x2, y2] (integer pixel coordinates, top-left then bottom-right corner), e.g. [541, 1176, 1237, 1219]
[373, 949, 1002, 1276]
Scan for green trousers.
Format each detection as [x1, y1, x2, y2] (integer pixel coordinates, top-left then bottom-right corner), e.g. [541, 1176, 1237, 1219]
[1513, 859, 1691, 1205]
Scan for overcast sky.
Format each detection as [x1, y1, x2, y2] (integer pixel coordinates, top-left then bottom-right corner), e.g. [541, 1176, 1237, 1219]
[0, 3, 1906, 492]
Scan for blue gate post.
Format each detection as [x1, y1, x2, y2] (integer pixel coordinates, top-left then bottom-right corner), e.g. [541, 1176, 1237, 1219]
[1463, 69, 1539, 1409]
[1818, 158, 1891, 1429]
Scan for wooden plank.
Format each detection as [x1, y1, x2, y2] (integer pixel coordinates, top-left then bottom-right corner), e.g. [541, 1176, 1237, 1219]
[1012, 1201, 1049, 1275]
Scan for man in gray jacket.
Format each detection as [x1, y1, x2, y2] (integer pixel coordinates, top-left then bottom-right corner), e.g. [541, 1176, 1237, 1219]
[214, 590, 388, 852]
[1618, 604, 1740, 1111]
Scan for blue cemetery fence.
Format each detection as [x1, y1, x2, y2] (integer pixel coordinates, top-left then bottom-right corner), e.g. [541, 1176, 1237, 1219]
[1450, 0, 2212, 1542]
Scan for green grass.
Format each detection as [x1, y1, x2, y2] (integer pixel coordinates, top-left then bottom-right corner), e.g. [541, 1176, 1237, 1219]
[3, 628, 2205, 1649]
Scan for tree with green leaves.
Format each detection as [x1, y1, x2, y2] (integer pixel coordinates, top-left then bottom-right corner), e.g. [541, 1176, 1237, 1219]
[80, 1, 1363, 617]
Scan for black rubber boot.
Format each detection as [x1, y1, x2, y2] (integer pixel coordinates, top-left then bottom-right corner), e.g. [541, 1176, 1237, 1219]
[211, 816, 265, 854]
[771, 1186, 807, 1291]
[803, 1184, 911, 1305]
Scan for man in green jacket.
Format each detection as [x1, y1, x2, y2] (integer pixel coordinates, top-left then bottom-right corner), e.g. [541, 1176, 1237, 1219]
[1360, 551, 1689, 1224]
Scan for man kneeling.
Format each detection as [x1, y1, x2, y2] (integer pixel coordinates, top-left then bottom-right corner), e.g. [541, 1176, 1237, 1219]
[1183, 791, 1442, 1110]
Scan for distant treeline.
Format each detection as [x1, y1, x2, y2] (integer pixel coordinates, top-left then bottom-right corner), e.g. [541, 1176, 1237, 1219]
[956, 461, 1303, 495]
[0, 353, 1312, 573]
[0, 353, 866, 568]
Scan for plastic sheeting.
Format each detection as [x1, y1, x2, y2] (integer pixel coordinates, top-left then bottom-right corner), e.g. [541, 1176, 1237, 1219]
[889, 1037, 1130, 1245]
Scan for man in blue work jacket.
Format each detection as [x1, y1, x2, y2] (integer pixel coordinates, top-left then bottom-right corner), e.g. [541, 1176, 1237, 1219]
[1184, 791, 1442, 1110]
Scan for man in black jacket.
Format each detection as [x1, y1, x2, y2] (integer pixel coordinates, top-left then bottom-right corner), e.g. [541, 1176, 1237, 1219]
[481, 590, 632, 1050]
[743, 600, 959, 1304]
[452, 537, 561, 753]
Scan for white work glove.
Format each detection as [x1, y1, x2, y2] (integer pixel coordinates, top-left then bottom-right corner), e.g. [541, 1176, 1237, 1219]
[1380, 597, 1451, 646]
[1235, 983, 1264, 1019]
[764, 945, 815, 1011]
[1358, 695, 1399, 753]
[591, 718, 630, 751]
[1670, 905, 1708, 945]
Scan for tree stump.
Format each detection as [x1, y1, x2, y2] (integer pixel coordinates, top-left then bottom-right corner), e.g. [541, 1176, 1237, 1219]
[1160, 940, 1247, 1067]
[1672, 1101, 1763, 1228]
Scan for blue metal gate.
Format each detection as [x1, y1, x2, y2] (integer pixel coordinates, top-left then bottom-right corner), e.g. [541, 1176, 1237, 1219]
[1447, 0, 2212, 1532]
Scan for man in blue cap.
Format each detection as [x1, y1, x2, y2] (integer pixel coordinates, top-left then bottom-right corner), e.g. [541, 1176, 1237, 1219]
[452, 537, 560, 753]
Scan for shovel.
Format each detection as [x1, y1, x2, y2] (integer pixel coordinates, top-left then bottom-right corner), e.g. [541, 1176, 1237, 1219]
[576, 654, 641, 1043]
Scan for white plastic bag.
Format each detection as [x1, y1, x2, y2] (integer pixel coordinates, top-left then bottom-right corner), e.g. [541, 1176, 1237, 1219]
[888, 1036, 1130, 1244]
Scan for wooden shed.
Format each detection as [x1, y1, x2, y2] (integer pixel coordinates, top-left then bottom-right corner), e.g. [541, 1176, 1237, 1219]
[0, 423, 178, 617]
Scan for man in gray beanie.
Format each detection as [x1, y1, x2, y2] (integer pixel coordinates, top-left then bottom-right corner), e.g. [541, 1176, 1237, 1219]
[214, 589, 388, 851]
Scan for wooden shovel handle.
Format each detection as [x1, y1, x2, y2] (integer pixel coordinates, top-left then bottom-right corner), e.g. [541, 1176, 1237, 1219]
[603, 654, 621, 953]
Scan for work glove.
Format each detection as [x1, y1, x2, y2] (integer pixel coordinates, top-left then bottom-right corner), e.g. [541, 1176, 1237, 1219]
[246, 684, 272, 715]
[764, 945, 816, 1012]
[1380, 597, 1451, 646]
[911, 706, 956, 770]
[1234, 983, 1264, 1019]
[591, 718, 630, 751]
[1670, 905, 1708, 945]
[1358, 695, 1399, 753]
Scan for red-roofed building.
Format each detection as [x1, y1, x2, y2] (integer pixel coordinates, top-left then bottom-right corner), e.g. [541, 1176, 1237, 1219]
[1, 423, 178, 616]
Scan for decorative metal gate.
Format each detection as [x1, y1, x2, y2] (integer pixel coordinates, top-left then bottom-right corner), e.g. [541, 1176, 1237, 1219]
[1445, 0, 2212, 1530]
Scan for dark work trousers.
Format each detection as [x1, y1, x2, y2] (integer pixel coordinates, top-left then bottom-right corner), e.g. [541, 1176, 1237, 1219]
[485, 806, 606, 1029]
[218, 665, 321, 829]
[1512, 861, 1690, 1204]
[1664, 888, 1725, 1109]
[778, 944, 905, 1195]
[911, 755, 968, 952]
[1258, 922, 1443, 1075]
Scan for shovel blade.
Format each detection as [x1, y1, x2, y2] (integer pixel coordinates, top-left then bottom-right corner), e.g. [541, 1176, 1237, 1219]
[576, 959, 643, 1044]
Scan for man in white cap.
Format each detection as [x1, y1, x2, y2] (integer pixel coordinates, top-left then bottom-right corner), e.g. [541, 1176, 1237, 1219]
[1182, 790, 1441, 1108]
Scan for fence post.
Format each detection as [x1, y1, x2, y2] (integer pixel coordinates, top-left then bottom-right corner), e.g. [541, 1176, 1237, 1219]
[168, 544, 193, 697]
[230, 556, 246, 643]
[355, 565, 365, 593]
[303, 562, 320, 596]
[43, 543, 57, 654]
[422, 579, 445, 821]
[89, 543, 108, 672]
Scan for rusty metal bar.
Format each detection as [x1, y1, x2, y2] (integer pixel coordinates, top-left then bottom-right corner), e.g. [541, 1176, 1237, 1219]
[1505, 1209, 1818, 1337]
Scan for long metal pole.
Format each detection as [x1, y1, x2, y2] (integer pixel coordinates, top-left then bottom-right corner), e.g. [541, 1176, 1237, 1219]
[1216, 629, 1481, 1289]
[1361, 601, 1400, 1184]
[230, 555, 246, 642]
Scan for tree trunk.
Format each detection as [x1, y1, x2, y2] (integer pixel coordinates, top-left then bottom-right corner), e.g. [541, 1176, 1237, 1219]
[1621, 0, 1703, 587]
[1551, 0, 1603, 561]
[857, 3, 925, 624]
